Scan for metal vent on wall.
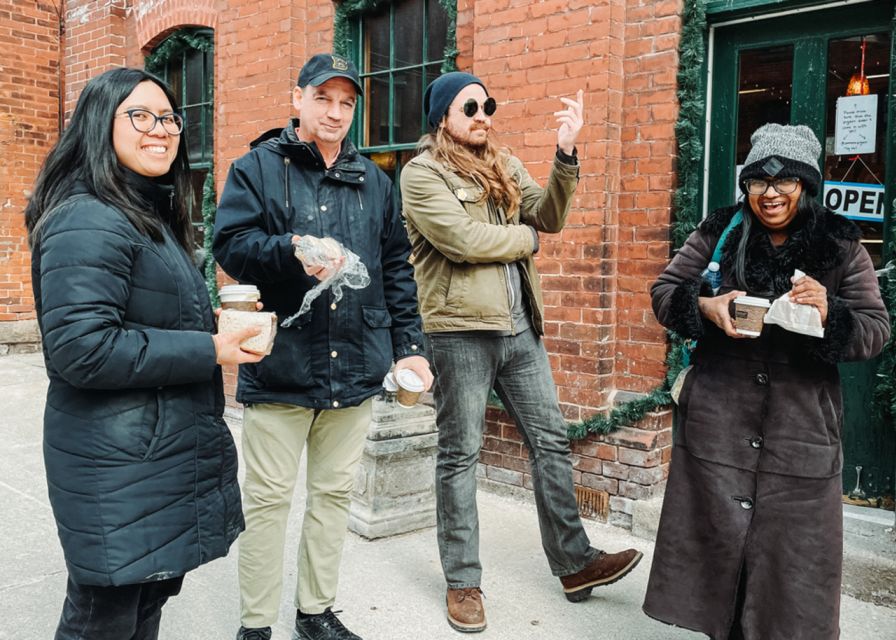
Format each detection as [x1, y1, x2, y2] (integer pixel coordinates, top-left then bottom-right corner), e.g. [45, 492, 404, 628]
[575, 486, 609, 520]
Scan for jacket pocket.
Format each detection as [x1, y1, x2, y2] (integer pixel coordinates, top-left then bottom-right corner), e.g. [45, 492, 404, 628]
[141, 392, 165, 462]
[362, 305, 393, 380]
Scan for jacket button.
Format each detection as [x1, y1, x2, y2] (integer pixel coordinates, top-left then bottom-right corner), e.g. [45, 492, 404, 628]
[334, 172, 341, 178]
[754, 373, 769, 385]
[331, 303, 337, 310]
[331, 351, 338, 358]
[740, 498, 754, 510]
[750, 436, 764, 449]
[320, 205, 328, 212]
[332, 400, 340, 408]
[411, 344, 418, 351]
[359, 176, 365, 182]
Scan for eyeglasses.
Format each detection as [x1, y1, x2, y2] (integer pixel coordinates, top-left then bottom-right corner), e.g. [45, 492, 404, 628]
[742, 177, 800, 195]
[461, 97, 497, 118]
[115, 108, 184, 135]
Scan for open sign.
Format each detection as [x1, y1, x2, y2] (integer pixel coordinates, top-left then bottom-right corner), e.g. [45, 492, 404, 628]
[822, 181, 885, 222]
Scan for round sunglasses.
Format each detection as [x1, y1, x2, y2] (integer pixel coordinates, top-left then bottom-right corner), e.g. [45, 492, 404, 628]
[462, 97, 497, 118]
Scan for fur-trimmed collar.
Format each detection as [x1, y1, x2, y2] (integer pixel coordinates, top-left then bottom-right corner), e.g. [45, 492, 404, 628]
[699, 202, 861, 297]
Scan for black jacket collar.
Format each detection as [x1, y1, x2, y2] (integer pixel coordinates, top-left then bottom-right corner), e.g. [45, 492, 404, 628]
[250, 118, 367, 184]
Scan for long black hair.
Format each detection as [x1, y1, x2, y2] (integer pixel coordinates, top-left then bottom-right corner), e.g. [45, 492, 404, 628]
[734, 190, 817, 291]
[24, 67, 193, 251]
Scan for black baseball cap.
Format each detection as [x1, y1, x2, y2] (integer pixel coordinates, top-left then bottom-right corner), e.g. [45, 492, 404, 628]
[297, 53, 363, 95]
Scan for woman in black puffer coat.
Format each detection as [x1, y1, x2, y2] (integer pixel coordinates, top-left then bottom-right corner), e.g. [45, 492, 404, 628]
[25, 67, 264, 640]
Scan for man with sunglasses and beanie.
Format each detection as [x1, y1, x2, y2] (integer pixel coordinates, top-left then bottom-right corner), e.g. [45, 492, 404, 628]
[399, 72, 642, 633]
[214, 53, 432, 640]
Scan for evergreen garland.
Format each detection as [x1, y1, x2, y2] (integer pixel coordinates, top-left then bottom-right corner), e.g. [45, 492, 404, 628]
[333, 0, 458, 72]
[144, 28, 213, 76]
[201, 169, 220, 308]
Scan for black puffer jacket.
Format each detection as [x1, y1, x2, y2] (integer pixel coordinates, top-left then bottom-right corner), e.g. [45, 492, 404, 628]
[213, 120, 425, 409]
[32, 182, 243, 587]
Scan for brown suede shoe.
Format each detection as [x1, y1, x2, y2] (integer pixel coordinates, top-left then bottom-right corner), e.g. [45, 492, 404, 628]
[446, 587, 487, 633]
[560, 549, 643, 602]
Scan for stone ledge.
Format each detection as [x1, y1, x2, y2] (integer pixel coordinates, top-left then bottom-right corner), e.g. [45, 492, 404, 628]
[0, 320, 40, 352]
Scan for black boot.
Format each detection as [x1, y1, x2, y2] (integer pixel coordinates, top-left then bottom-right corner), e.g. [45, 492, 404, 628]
[292, 608, 362, 640]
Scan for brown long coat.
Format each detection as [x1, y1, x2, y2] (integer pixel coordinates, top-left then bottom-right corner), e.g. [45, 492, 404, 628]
[645, 204, 890, 639]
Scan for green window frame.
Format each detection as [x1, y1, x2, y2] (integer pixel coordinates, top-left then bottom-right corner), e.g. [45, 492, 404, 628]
[146, 28, 214, 242]
[343, 0, 457, 182]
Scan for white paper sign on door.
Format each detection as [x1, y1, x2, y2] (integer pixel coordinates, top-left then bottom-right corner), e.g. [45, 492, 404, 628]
[834, 94, 877, 155]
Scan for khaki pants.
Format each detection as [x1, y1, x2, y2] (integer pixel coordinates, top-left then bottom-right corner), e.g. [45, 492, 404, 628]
[238, 400, 372, 627]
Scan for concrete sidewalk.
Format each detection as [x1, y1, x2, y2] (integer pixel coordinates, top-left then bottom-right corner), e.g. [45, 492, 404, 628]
[1, 351, 894, 640]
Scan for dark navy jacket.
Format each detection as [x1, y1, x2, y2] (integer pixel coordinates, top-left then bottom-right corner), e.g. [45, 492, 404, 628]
[213, 120, 425, 409]
[32, 183, 244, 586]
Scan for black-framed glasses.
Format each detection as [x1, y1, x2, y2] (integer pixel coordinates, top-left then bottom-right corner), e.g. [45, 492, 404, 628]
[116, 108, 184, 135]
[462, 97, 497, 118]
[742, 177, 800, 195]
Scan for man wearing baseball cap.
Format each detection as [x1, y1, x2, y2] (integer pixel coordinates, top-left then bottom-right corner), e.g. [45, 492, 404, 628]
[400, 72, 642, 633]
[214, 52, 431, 640]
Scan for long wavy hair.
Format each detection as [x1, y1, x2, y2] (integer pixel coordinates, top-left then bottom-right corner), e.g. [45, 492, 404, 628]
[418, 125, 521, 219]
[24, 67, 193, 251]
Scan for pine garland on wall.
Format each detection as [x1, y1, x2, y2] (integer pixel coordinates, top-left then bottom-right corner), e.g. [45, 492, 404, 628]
[202, 170, 220, 308]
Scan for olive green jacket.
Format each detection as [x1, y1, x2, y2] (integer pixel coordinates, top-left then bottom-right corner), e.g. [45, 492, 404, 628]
[400, 149, 579, 334]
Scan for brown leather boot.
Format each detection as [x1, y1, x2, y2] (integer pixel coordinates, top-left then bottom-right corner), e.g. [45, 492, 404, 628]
[446, 587, 486, 633]
[560, 549, 643, 602]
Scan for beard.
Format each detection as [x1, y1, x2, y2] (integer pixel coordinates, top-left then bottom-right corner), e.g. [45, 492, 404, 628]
[445, 121, 489, 150]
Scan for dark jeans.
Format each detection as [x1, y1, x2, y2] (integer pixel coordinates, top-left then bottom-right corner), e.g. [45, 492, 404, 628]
[429, 329, 598, 588]
[55, 574, 184, 640]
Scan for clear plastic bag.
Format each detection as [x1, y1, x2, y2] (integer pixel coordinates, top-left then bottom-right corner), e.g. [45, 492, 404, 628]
[762, 269, 825, 338]
[281, 235, 371, 327]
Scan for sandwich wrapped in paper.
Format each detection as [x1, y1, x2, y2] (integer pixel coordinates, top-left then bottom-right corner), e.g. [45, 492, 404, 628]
[218, 310, 278, 355]
[763, 269, 825, 338]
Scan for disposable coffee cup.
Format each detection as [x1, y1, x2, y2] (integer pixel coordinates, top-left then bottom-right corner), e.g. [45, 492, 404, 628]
[395, 369, 425, 408]
[220, 284, 260, 312]
[733, 296, 771, 337]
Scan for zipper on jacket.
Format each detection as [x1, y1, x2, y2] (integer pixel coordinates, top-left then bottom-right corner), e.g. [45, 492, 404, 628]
[284, 157, 291, 209]
[488, 198, 515, 332]
[357, 189, 363, 210]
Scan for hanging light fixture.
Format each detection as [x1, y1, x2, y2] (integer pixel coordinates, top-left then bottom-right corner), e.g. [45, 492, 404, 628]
[846, 37, 870, 96]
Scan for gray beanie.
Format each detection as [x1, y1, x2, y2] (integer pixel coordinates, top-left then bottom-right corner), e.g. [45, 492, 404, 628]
[739, 123, 822, 196]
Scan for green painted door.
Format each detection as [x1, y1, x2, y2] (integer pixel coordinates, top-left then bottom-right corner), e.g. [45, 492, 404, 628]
[708, 2, 895, 500]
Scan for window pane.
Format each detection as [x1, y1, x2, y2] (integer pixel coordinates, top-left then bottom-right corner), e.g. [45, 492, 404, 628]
[736, 46, 793, 166]
[166, 60, 183, 103]
[364, 6, 391, 72]
[367, 74, 390, 146]
[185, 49, 204, 106]
[426, 0, 448, 62]
[394, 0, 423, 68]
[393, 67, 424, 144]
[424, 62, 442, 94]
[204, 49, 214, 103]
[184, 105, 203, 162]
[823, 33, 890, 267]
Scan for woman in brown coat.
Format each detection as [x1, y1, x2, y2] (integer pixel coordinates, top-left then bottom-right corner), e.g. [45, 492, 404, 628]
[644, 123, 890, 639]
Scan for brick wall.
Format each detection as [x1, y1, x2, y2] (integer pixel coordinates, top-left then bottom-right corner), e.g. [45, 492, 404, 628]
[5, 0, 681, 523]
[0, 0, 59, 352]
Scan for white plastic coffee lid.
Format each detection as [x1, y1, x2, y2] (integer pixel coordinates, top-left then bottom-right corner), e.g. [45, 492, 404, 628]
[395, 368, 425, 391]
[734, 296, 770, 308]
[382, 372, 399, 392]
[220, 285, 260, 301]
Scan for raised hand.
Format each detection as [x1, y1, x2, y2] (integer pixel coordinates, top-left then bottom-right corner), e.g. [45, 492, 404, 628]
[555, 89, 585, 156]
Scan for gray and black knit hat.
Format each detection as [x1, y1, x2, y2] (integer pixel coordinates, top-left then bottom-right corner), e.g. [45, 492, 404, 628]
[739, 123, 822, 196]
